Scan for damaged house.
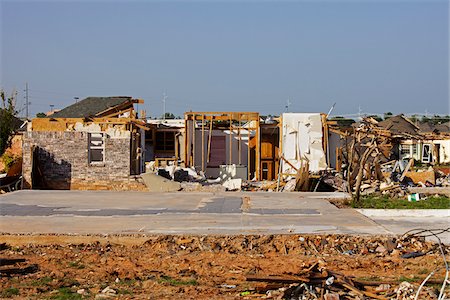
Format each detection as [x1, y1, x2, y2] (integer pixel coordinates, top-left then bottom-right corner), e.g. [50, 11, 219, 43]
[184, 112, 262, 180]
[378, 115, 450, 164]
[145, 119, 185, 168]
[184, 112, 330, 184]
[22, 96, 149, 190]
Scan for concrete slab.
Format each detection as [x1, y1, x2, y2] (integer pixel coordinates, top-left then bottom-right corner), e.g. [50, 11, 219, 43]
[369, 216, 450, 244]
[0, 190, 387, 235]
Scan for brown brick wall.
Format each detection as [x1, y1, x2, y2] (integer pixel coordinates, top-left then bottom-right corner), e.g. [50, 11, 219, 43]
[22, 131, 146, 191]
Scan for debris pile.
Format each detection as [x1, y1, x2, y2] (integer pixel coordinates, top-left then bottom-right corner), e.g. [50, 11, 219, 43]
[0, 243, 38, 277]
[1, 233, 448, 299]
[246, 261, 440, 299]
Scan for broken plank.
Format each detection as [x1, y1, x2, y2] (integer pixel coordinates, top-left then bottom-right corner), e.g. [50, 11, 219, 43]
[246, 275, 311, 284]
[0, 264, 39, 276]
[0, 258, 26, 266]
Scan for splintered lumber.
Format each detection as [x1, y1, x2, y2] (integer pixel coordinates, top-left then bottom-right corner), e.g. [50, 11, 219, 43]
[295, 161, 309, 191]
[399, 158, 414, 181]
[246, 275, 312, 284]
[0, 258, 26, 266]
[0, 264, 39, 276]
[280, 156, 298, 172]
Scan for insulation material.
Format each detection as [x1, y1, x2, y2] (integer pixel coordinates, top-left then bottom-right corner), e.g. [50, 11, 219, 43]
[281, 113, 327, 173]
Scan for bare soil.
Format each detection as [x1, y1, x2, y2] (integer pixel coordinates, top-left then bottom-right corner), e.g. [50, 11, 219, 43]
[0, 234, 448, 299]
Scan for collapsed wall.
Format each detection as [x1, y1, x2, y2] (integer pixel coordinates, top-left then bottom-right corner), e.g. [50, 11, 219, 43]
[22, 131, 144, 191]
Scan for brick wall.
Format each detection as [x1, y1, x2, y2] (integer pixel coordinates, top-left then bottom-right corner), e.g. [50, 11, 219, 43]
[22, 131, 146, 190]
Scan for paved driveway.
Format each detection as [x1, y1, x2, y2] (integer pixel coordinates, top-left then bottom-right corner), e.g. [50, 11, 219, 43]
[1, 190, 387, 235]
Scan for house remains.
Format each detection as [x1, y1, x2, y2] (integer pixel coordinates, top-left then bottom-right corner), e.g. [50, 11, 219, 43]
[9, 99, 448, 197]
[21, 96, 150, 190]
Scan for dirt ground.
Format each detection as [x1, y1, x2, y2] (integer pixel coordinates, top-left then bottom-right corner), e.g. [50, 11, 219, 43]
[0, 234, 448, 299]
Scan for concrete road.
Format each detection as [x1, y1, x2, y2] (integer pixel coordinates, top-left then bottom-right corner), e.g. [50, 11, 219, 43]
[0, 190, 390, 235]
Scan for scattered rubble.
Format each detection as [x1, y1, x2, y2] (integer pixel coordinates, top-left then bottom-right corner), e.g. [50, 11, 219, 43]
[0, 234, 448, 299]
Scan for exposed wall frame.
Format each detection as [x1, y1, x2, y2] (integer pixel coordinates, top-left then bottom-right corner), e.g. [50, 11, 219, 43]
[184, 112, 261, 180]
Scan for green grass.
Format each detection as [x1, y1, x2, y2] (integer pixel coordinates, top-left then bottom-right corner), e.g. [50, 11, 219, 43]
[50, 288, 82, 300]
[398, 276, 421, 283]
[418, 268, 430, 275]
[356, 276, 382, 282]
[0, 287, 19, 298]
[118, 289, 133, 295]
[68, 261, 85, 269]
[31, 277, 53, 286]
[352, 195, 450, 209]
[158, 275, 198, 286]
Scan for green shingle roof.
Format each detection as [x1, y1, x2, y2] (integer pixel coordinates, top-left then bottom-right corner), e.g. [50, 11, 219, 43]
[50, 96, 132, 118]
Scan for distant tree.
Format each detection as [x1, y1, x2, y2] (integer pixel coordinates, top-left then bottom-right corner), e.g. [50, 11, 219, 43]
[409, 114, 419, 123]
[367, 115, 382, 122]
[36, 112, 47, 118]
[429, 115, 450, 125]
[421, 116, 430, 123]
[163, 112, 175, 119]
[0, 89, 18, 155]
[329, 116, 355, 126]
[383, 112, 393, 120]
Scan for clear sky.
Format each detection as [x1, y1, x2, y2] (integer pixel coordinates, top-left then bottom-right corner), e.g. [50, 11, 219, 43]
[1, 0, 449, 118]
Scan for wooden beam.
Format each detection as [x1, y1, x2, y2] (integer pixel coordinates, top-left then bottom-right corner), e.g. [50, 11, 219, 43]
[280, 156, 298, 172]
[193, 116, 196, 168]
[207, 116, 213, 164]
[255, 114, 260, 180]
[201, 114, 205, 172]
[248, 115, 251, 180]
[229, 115, 232, 164]
[132, 98, 145, 104]
[238, 113, 241, 165]
[184, 116, 188, 166]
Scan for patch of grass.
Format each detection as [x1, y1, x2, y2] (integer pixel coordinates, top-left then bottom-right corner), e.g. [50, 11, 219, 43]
[418, 268, 430, 275]
[119, 278, 137, 286]
[398, 276, 420, 283]
[31, 276, 53, 286]
[50, 287, 82, 300]
[158, 275, 198, 286]
[0, 287, 19, 298]
[356, 276, 382, 282]
[68, 261, 85, 269]
[118, 289, 133, 295]
[352, 195, 450, 209]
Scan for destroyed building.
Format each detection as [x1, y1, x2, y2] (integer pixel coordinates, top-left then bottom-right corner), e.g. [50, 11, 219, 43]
[145, 119, 185, 168]
[379, 115, 450, 164]
[22, 96, 150, 190]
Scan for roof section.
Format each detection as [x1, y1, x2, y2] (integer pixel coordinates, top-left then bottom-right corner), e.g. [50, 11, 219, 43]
[418, 122, 450, 134]
[50, 96, 133, 118]
[378, 115, 422, 137]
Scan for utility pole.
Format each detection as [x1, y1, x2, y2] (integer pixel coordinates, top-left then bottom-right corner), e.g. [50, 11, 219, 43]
[24, 82, 29, 119]
[162, 92, 167, 121]
[285, 98, 291, 113]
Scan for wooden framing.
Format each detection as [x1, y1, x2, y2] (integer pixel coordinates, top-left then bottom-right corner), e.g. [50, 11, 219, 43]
[184, 112, 261, 180]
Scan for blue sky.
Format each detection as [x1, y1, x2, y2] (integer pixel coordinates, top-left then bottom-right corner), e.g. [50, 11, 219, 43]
[1, 0, 448, 118]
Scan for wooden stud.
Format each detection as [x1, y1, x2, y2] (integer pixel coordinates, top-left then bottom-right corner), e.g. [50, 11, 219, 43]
[207, 116, 213, 163]
[229, 115, 232, 164]
[238, 113, 241, 165]
[192, 115, 196, 168]
[201, 114, 205, 172]
[255, 113, 260, 181]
